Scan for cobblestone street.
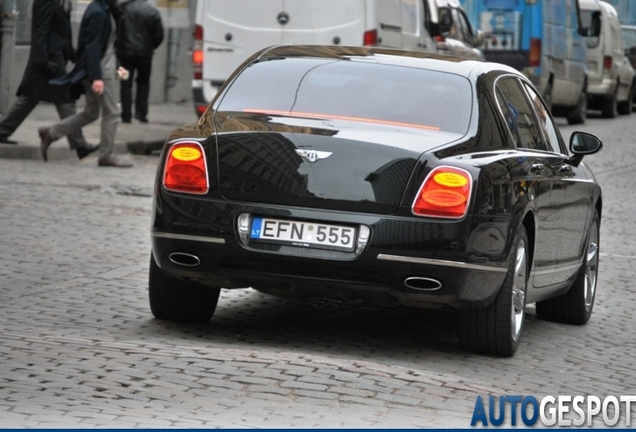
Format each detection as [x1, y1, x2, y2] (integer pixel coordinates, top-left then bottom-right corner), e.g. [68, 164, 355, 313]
[0, 113, 635, 427]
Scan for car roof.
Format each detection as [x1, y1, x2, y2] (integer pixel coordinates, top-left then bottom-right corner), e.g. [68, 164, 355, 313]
[256, 45, 520, 81]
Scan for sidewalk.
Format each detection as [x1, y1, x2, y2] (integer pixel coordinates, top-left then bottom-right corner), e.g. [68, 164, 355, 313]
[0, 101, 199, 161]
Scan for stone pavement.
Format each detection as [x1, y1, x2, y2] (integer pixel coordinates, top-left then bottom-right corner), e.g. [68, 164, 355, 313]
[0, 111, 635, 427]
[0, 101, 199, 161]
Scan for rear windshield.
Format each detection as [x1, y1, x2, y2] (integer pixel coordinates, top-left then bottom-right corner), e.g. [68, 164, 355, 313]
[217, 57, 472, 135]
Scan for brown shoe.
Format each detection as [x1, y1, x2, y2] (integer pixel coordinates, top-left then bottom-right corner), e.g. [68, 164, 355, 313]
[98, 155, 133, 168]
[38, 127, 53, 162]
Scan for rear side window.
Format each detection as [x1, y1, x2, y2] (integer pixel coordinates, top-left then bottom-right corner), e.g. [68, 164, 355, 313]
[218, 57, 473, 135]
[495, 77, 546, 151]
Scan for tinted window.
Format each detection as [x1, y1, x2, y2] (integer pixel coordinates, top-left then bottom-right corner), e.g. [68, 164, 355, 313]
[521, 83, 562, 153]
[218, 57, 472, 135]
[495, 77, 546, 151]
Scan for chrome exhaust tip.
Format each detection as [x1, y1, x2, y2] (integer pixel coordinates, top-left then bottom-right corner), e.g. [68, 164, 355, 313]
[168, 252, 201, 267]
[404, 277, 443, 291]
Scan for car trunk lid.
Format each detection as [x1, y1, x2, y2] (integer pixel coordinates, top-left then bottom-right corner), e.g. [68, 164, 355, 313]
[216, 113, 464, 214]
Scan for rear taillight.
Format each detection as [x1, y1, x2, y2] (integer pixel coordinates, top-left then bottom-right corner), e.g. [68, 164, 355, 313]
[363, 29, 378, 46]
[163, 142, 209, 195]
[412, 166, 472, 218]
[603, 55, 612, 71]
[529, 38, 541, 67]
[193, 25, 204, 80]
[195, 104, 208, 116]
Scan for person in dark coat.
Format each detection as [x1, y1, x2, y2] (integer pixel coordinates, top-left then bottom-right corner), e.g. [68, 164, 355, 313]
[39, 0, 133, 167]
[0, 0, 98, 159]
[116, 0, 164, 123]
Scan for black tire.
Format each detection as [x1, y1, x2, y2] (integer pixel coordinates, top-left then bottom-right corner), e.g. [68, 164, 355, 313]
[601, 87, 618, 118]
[148, 254, 221, 323]
[536, 210, 599, 325]
[458, 225, 529, 357]
[567, 89, 587, 125]
[618, 84, 633, 115]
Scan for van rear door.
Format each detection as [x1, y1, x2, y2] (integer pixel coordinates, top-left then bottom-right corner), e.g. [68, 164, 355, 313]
[199, 0, 284, 85]
[279, 1, 367, 45]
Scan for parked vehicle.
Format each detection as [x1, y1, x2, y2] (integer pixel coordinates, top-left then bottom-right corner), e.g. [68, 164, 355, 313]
[579, 0, 634, 117]
[192, 0, 484, 115]
[621, 24, 636, 104]
[432, 0, 485, 59]
[152, 45, 603, 357]
[460, 0, 589, 124]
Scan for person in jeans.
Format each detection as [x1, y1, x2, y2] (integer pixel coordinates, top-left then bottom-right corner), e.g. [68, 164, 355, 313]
[0, 0, 97, 160]
[38, 0, 132, 167]
[117, 0, 164, 123]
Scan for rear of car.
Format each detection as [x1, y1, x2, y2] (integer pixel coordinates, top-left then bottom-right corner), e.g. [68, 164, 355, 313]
[580, 0, 635, 117]
[160, 48, 494, 312]
[152, 45, 603, 357]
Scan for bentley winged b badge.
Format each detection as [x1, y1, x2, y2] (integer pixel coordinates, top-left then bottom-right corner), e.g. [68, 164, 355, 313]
[295, 149, 333, 163]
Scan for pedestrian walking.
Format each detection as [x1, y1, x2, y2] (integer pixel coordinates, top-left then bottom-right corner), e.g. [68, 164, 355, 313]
[0, 0, 97, 160]
[38, 0, 133, 167]
[116, 0, 164, 124]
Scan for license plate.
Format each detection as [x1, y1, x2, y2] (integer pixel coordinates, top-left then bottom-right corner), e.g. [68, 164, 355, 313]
[250, 217, 356, 252]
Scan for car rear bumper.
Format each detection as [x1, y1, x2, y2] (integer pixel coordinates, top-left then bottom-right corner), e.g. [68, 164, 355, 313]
[151, 195, 512, 310]
[587, 76, 617, 97]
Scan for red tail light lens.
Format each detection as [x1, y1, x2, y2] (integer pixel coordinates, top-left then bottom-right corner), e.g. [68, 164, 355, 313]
[195, 104, 208, 116]
[363, 29, 378, 46]
[163, 142, 209, 194]
[193, 25, 204, 80]
[412, 166, 472, 218]
[603, 55, 612, 71]
[529, 38, 541, 67]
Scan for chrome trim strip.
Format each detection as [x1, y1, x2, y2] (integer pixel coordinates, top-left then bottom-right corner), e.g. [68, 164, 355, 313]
[152, 232, 226, 244]
[531, 261, 582, 276]
[377, 254, 507, 272]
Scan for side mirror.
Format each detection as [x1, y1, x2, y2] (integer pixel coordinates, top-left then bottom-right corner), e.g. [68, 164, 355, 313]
[570, 131, 603, 155]
[567, 132, 602, 166]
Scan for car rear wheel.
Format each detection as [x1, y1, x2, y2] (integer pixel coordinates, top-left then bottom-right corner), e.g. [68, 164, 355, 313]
[458, 225, 528, 357]
[536, 209, 599, 325]
[601, 87, 619, 118]
[148, 254, 221, 323]
[567, 88, 587, 125]
[618, 84, 633, 115]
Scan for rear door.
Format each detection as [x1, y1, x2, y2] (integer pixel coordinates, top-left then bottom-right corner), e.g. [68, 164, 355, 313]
[200, 0, 284, 84]
[280, 1, 366, 45]
[494, 75, 566, 287]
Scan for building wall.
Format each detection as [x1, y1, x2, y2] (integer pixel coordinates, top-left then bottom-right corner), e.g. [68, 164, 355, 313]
[1, 0, 195, 109]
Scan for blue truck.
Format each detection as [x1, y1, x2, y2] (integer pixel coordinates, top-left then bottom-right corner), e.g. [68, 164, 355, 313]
[460, 0, 589, 124]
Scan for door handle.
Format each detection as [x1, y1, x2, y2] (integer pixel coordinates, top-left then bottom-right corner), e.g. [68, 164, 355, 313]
[531, 164, 545, 173]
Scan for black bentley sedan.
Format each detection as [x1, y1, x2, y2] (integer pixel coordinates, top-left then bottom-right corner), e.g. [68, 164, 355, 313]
[150, 45, 602, 357]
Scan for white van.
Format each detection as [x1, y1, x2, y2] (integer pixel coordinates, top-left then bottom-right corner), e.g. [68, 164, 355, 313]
[580, 0, 635, 117]
[191, 0, 484, 115]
